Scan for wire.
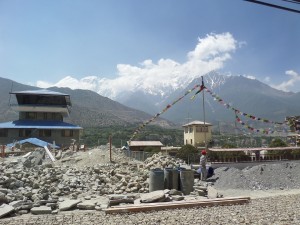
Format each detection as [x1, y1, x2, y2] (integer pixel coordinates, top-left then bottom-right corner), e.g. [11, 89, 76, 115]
[282, 0, 300, 4]
[244, 0, 300, 13]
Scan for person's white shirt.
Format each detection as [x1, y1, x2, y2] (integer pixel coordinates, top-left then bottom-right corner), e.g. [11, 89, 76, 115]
[200, 154, 207, 166]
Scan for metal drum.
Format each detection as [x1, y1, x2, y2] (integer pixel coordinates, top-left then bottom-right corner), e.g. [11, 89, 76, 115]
[149, 168, 164, 192]
[179, 169, 194, 195]
[164, 168, 179, 190]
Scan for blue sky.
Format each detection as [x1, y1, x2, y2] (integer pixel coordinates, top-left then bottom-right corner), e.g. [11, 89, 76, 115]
[1, 0, 300, 93]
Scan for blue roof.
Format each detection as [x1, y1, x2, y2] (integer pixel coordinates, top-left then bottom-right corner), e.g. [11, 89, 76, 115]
[10, 89, 69, 96]
[0, 120, 82, 129]
[7, 138, 60, 148]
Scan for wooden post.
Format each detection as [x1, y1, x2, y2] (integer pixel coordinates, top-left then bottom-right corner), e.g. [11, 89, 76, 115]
[1, 145, 5, 158]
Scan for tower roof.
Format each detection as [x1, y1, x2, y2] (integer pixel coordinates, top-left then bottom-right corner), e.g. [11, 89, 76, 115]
[182, 120, 212, 127]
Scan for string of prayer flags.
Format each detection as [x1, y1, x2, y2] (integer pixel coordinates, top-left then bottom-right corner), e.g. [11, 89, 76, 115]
[205, 88, 285, 125]
[235, 114, 276, 134]
[190, 83, 206, 100]
[129, 84, 202, 141]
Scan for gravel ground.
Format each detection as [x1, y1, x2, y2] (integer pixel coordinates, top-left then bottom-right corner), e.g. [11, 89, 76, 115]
[1, 193, 300, 225]
[211, 162, 300, 190]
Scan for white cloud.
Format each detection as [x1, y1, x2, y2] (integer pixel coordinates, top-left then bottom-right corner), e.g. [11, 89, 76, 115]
[272, 70, 300, 92]
[36, 80, 54, 88]
[243, 75, 256, 80]
[37, 76, 99, 89]
[263, 76, 271, 83]
[36, 32, 238, 98]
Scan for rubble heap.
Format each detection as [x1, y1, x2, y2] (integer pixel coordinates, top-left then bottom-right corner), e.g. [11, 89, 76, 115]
[3, 145, 300, 218]
[144, 153, 184, 169]
[212, 162, 300, 190]
[0, 147, 206, 218]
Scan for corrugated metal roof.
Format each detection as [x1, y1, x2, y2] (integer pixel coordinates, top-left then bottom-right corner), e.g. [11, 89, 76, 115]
[182, 120, 212, 127]
[10, 89, 69, 96]
[0, 120, 82, 129]
[128, 141, 164, 147]
[6, 138, 60, 148]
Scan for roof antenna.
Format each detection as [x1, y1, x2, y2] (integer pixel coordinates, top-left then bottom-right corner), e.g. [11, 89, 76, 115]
[8, 81, 14, 106]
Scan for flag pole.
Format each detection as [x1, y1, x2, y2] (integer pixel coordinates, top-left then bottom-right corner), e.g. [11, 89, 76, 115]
[201, 76, 207, 150]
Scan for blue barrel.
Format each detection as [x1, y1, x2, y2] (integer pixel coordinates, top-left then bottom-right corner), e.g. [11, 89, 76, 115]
[149, 168, 164, 192]
[179, 169, 194, 195]
[164, 168, 179, 190]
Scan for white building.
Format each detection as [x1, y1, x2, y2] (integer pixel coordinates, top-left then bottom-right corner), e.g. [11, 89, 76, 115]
[182, 120, 212, 147]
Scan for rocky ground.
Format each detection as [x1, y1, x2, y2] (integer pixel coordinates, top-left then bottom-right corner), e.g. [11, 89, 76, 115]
[1, 146, 300, 224]
[1, 194, 300, 224]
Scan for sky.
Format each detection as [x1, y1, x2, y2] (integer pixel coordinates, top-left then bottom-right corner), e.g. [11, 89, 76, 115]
[1, 0, 300, 94]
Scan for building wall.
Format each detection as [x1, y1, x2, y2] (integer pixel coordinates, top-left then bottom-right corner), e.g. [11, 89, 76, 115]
[183, 125, 212, 147]
[0, 128, 81, 147]
[129, 146, 162, 152]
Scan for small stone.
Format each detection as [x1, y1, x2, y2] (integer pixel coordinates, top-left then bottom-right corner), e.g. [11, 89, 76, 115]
[31, 206, 52, 215]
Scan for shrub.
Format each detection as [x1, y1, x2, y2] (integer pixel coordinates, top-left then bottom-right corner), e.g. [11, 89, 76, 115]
[268, 138, 289, 156]
[176, 144, 198, 162]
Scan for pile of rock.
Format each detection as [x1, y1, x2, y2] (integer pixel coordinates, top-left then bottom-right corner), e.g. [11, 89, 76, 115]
[143, 153, 184, 170]
[0, 147, 229, 218]
[212, 162, 300, 190]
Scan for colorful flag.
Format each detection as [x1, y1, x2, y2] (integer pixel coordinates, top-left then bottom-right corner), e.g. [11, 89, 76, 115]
[190, 84, 206, 100]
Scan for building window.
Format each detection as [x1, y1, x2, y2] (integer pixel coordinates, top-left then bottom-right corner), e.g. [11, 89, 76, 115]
[19, 129, 33, 137]
[196, 126, 208, 132]
[0, 129, 8, 137]
[184, 127, 188, 133]
[190, 139, 193, 145]
[62, 130, 73, 137]
[185, 139, 188, 145]
[25, 112, 37, 120]
[43, 113, 48, 120]
[39, 129, 51, 137]
[189, 127, 193, 133]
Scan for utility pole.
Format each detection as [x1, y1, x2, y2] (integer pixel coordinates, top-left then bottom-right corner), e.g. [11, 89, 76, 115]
[201, 76, 207, 150]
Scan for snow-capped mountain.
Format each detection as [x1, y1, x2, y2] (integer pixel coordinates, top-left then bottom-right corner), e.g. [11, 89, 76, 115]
[38, 71, 300, 125]
[47, 72, 198, 101]
[38, 71, 206, 114]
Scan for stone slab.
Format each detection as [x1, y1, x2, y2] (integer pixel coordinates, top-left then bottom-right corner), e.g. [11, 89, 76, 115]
[0, 204, 14, 218]
[77, 200, 96, 210]
[140, 190, 165, 203]
[9, 200, 24, 208]
[59, 199, 81, 211]
[31, 206, 52, 215]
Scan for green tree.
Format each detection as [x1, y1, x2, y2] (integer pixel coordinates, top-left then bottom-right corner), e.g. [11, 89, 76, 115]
[268, 138, 289, 156]
[269, 138, 288, 147]
[209, 142, 249, 162]
[175, 144, 198, 162]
